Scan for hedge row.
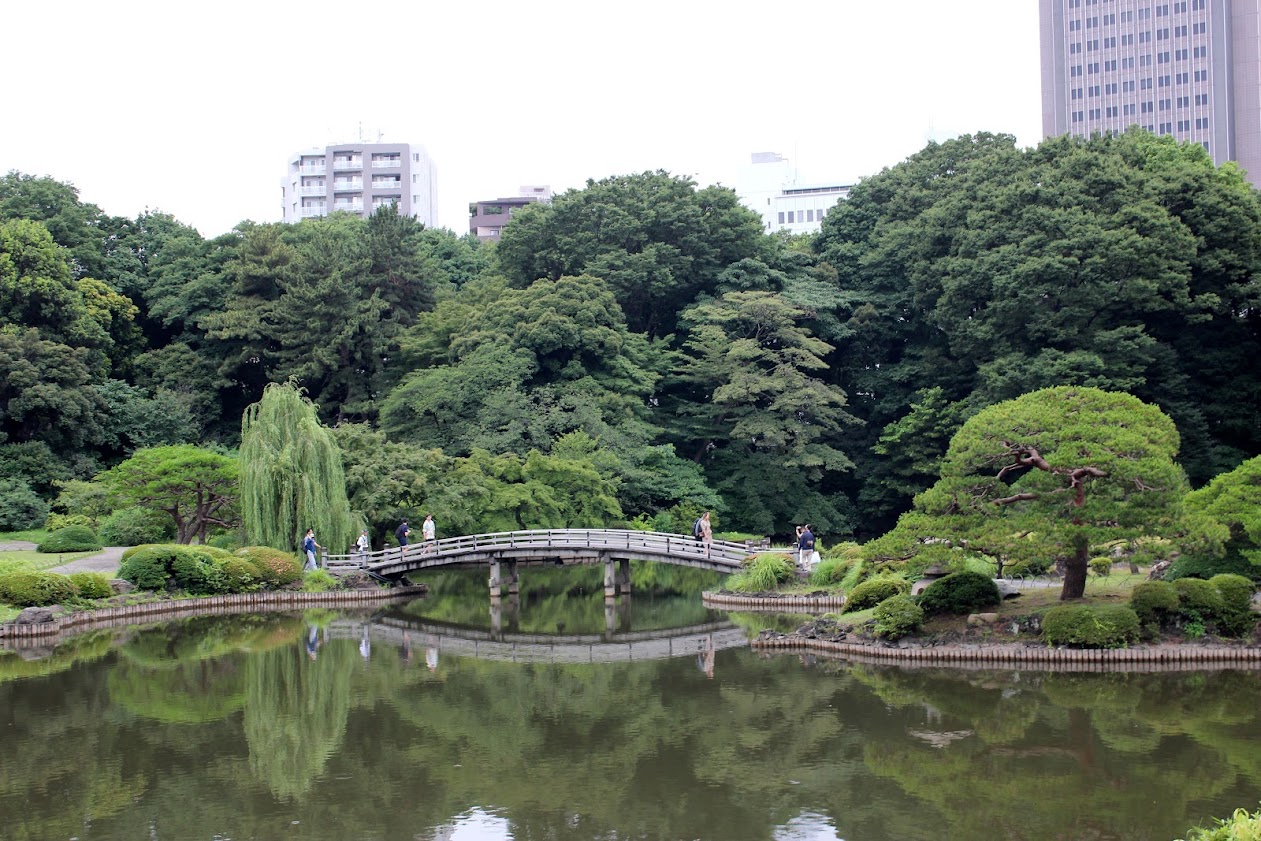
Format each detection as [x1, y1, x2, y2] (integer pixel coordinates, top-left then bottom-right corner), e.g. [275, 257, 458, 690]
[118, 545, 303, 595]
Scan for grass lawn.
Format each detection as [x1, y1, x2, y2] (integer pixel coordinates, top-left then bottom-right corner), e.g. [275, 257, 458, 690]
[0, 549, 97, 573]
[0, 529, 52, 545]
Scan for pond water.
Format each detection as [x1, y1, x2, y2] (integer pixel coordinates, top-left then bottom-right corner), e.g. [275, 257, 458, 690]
[1, 568, 1259, 841]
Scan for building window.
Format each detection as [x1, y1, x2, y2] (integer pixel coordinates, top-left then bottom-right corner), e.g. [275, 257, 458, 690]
[1155, 4, 1170, 15]
[1196, 117, 1210, 129]
[1159, 98, 1172, 110]
[1174, 0, 1187, 10]
[1086, 16, 1098, 27]
[1193, 45, 1207, 58]
[1105, 82, 1118, 94]
[1123, 80, 1136, 92]
[1121, 10, 1134, 21]
[1141, 77, 1154, 89]
[1072, 110, 1085, 123]
[1089, 85, 1101, 97]
[1176, 96, 1190, 107]
[1088, 62, 1100, 73]
[1158, 75, 1171, 87]
[1191, 0, 1203, 8]
[1140, 54, 1152, 66]
[1159, 122, 1173, 134]
[1089, 107, 1102, 119]
[1177, 120, 1191, 131]
[806, 209, 814, 222]
[1157, 52, 1170, 64]
[777, 212, 785, 224]
[1070, 18, 1082, 30]
[1194, 69, 1208, 81]
[1142, 101, 1155, 113]
[1071, 42, 1082, 53]
[1175, 48, 1188, 60]
[1103, 13, 1115, 24]
[1193, 21, 1205, 34]
[1104, 59, 1117, 70]
[1174, 24, 1187, 36]
[1071, 64, 1083, 76]
[1072, 88, 1083, 99]
[1176, 72, 1189, 84]
[1087, 39, 1099, 51]
[1139, 30, 1152, 43]
[1195, 93, 1208, 105]
[1138, 7, 1151, 19]
[1103, 36, 1116, 47]
[1124, 103, 1137, 115]
[1157, 28, 1169, 39]
[1106, 106, 1119, 117]
[1122, 33, 1135, 45]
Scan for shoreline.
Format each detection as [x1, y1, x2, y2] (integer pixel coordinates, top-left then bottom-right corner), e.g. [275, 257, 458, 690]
[701, 590, 846, 611]
[0, 585, 427, 646]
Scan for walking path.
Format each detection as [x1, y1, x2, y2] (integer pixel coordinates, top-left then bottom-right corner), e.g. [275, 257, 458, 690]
[45, 547, 126, 576]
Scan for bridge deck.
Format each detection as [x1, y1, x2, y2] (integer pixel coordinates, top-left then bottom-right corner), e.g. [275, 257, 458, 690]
[325, 528, 756, 579]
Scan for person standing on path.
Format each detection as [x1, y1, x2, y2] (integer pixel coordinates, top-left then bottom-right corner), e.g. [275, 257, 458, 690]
[421, 513, 436, 554]
[797, 524, 815, 568]
[395, 519, 410, 559]
[303, 529, 323, 571]
[355, 529, 370, 559]
[699, 512, 713, 555]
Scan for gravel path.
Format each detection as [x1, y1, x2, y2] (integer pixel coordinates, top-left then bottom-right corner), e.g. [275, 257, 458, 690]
[46, 547, 128, 576]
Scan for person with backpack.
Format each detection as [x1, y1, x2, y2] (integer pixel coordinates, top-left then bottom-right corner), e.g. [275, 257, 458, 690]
[697, 512, 713, 553]
[395, 519, 410, 559]
[797, 524, 815, 567]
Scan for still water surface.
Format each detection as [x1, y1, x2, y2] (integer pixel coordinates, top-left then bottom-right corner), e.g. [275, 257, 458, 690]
[1, 569, 1259, 841]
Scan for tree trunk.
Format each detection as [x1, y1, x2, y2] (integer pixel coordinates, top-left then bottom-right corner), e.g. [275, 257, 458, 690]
[1060, 537, 1089, 600]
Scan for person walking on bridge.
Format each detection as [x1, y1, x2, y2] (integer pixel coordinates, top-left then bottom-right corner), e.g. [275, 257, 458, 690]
[699, 511, 713, 555]
[395, 519, 410, 559]
[421, 513, 436, 555]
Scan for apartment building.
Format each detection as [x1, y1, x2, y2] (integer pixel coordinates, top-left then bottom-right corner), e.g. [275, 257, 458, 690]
[468, 185, 553, 241]
[1040, 0, 1261, 183]
[281, 142, 439, 226]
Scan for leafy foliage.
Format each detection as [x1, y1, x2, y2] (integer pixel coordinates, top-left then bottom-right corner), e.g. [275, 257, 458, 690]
[1129, 581, 1181, 627]
[0, 570, 76, 606]
[916, 571, 1001, 616]
[99, 445, 238, 545]
[1042, 604, 1141, 648]
[67, 572, 113, 600]
[0, 477, 48, 530]
[724, 553, 796, 592]
[843, 576, 908, 613]
[872, 594, 925, 640]
[1210, 574, 1258, 637]
[235, 546, 302, 588]
[98, 506, 175, 546]
[38, 525, 101, 553]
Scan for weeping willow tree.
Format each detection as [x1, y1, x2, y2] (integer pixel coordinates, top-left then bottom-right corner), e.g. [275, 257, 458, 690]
[240, 382, 355, 554]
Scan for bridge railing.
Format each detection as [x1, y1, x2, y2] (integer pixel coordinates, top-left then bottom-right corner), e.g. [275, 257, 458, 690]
[324, 528, 752, 571]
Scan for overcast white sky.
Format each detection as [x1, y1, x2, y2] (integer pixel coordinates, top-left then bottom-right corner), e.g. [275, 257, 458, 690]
[1, 0, 1042, 238]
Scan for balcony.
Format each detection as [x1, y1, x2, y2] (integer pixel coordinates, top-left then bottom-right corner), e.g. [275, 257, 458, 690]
[298, 165, 326, 175]
[332, 202, 364, 214]
[300, 207, 327, 218]
[299, 185, 326, 196]
[332, 180, 363, 192]
[372, 181, 402, 190]
[332, 158, 363, 170]
[371, 158, 401, 168]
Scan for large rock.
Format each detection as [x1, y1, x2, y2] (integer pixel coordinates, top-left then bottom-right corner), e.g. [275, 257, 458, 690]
[966, 613, 1000, 626]
[994, 579, 1023, 599]
[15, 606, 63, 625]
[110, 579, 134, 595]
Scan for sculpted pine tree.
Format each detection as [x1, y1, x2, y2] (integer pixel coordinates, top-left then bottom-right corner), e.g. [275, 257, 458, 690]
[909, 386, 1188, 599]
[239, 382, 354, 555]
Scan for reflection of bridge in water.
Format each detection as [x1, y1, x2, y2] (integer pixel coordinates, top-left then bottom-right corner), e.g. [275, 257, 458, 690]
[325, 612, 748, 665]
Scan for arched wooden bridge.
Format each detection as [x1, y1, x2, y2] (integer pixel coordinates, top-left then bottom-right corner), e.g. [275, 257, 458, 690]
[324, 529, 757, 597]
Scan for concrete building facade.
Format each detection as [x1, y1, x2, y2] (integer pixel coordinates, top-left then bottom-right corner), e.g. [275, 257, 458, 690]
[1040, 0, 1261, 183]
[468, 185, 552, 241]
[736, 152, 852, 235]
[281, 142, 439, 227]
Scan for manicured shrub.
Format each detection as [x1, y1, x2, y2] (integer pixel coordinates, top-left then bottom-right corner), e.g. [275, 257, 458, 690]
[809, 557, 852, 587]
[1130, 580, 1180, 627]
[44, 513, 96, 531]
[219, 557, 262, 593]
[1210, 574, 1258, 637]
[873, 594, 924, 640]
[917, 571, 1001, 616]
[1089, 557, 1113, 577]
[1166, 552, 1260, 582]
[118, 546, 181, 591]
[68, 572, 113, 600]
[301, 568, 339, 593]
[0, 570, 77, 607]
[98, 507, 174, 546]
[727, 553, 796, 592]
[37, 525, 102, 553]
[0, 478, 49, 531]
[236, 546, 302, 588]
[1175, 577, 1225, 624]
[170, 550, 229, 595]
[1043, 604, 1141, 648]
[843, 576, 908, 613]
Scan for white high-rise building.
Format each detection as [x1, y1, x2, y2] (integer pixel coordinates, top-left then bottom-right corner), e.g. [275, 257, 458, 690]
[736, 152, 852, 235]
[281, 142, 439, 227]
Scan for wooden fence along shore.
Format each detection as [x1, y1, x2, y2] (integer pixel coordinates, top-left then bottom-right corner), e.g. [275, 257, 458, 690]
[0, 586, 427, 641]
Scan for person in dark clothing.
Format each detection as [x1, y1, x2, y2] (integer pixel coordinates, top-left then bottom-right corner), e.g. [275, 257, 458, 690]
[395, 520, 410, 558]
[797, 525, 814, 567]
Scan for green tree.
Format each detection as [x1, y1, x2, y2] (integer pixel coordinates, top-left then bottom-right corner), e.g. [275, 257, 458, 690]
[890, 386, 1188, 599]
[1183, 455, 1261, 570]
[98, 444, 239, 544]
[239, 382, 354, 554]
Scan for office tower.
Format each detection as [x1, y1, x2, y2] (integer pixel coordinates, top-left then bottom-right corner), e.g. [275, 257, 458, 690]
[1040, 0, 1261, 184]
[281, 142, 439, 226]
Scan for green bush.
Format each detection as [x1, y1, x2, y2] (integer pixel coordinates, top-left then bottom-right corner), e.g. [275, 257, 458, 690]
[236, 546, 302, 588]
[1003, 557, 1053, 577]
[1043, 604, 1141, 648]
[843, 576, 908, 613]
[207, 533, 241, 551]
[809, 557, 852, 587]
[0, 559, 35, 577]
[1130, 580, 1180, 627]
[301, 568, 339, 593]
[727, 553, 796, 592]
[1177, 805, 1261, 841]
[219, 557, 262, 593]
[37, 525, 102, 553]
[170, 550, 229, 595]
[0, 478, 49, 531]
[1089, 557, 1114, 577]
[118, 546, 180, 591]
[873, 594, 925, 640]
[1175, 577, 1225, 625]
[1210, 574, 1258, 638]
[1166, 552, 1260, 582]
[68, 572, 113, 600]
[44, 513, 95, 531]
[120, 544, 163, 564]
[98, 507, 174, 546]
[0, 570, 77, 607]
[917, 571, 1001, 616]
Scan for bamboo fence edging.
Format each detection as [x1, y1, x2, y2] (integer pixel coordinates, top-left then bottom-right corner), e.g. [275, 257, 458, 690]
[0, 586, 427, 640]
[752, 634, 1261, 671]
[701, 591, 848, 611]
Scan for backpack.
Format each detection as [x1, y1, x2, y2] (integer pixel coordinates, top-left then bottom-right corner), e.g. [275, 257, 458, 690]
[692, 518, 703, 541]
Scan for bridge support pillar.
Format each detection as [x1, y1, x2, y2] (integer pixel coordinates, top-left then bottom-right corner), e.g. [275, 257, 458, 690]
[617, 558, 631, 595]
[506, 560, 519, 596]
[604, 559, 617, 598]
[490, 559, 519, 601]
